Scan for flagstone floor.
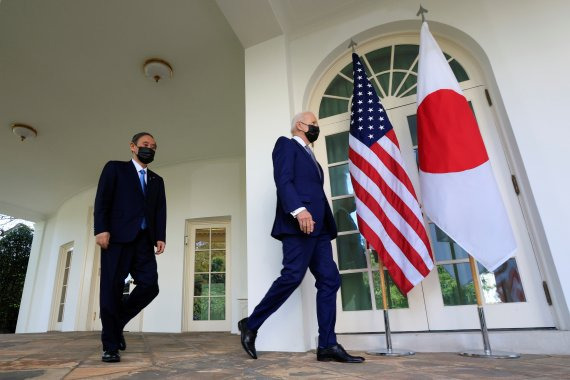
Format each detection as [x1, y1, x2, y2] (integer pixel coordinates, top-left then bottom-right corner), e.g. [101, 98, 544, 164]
[0, 332, 569, 379]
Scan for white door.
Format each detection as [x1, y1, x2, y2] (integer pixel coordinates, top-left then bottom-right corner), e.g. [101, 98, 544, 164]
[51, 243, 73, 331]
[90, 247, 143, 332]
[387, 87, 554, 330]
[184, 222, 231, 331]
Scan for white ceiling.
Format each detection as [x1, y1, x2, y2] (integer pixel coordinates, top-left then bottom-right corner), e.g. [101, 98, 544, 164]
[0, 0, 245, 220]
[0, 0, 377, 221]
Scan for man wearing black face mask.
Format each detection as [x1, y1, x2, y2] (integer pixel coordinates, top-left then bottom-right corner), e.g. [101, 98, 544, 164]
[238, 112, 364, 363]
[94, 132, 166, 363]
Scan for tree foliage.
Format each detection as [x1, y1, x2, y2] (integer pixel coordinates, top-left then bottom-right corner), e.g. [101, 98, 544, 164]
[0, 223, 33, 333]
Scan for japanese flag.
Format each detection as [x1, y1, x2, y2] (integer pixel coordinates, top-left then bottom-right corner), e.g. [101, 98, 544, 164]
[416, 22, 516, 271]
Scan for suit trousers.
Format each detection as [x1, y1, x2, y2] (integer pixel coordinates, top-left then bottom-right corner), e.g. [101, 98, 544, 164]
[100, 229, 159, 351]
[247, 234, 341, 348]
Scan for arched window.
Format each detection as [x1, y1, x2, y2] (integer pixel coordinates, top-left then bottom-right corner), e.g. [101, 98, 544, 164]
[319, 44, 469, 119]
[309, 36, 548, 333]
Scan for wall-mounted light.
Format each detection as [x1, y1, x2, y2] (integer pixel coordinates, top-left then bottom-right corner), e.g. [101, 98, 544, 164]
[12, 123, 37, 141]
[143, 58, 173, 83]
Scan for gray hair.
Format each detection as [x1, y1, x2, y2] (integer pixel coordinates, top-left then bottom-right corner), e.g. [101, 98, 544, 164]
[290, 112, 310, 134]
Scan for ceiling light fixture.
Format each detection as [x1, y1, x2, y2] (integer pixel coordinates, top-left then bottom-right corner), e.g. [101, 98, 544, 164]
[12, 123, 37, 141]
[143, 58, 173, 83]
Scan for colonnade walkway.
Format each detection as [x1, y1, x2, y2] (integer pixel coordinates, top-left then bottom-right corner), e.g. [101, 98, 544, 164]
[1, 331, 569, 379]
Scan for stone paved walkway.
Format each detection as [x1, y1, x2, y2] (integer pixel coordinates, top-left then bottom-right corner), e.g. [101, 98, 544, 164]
[0, 332, 569, 379]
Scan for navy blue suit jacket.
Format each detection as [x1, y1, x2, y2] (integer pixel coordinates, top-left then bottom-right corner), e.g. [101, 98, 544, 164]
[94, 160, 167, 245]
[270, 137, 337, 241]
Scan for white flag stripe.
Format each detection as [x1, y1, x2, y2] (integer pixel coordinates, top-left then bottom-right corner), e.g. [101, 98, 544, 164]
[417, 22, 462, 106]
[377, 136, 424, 217]
[354, 196, 427, 285]
[350, 134, 424, 223]
[349, 160, 433, 268]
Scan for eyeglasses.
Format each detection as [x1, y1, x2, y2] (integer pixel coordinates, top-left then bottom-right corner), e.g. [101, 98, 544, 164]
[299, 121, 319, 128]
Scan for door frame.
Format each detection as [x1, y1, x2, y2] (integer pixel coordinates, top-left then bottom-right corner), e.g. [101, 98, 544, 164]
[49, 241, 74, 331]
[182, 217, 231, 332]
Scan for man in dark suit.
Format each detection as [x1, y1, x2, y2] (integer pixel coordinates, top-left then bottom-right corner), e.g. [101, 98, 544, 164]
[238, 112, 364, 363]
[94, 132, 166, 363]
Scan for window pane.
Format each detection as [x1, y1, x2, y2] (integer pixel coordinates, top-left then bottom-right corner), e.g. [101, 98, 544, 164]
[211, 274, 225, 296]
[210, 297, 225, 320]
[195, 229, 210, 250]
[391, 72, 406, 96]
[65, 251, 72, 268]
[479, 258, 526, 304]
[60, 285, 67, 304]
[211, 228, 226, 249]
[429, 224, 469, 262]
[57, 304, 65, 322]
[63, 267, 70, 285]
[365, 46, 391, 74]
[332, 197, 357, 232]
[193, 297, 209, 320]
[325, 131, 349, 164]
[319, 97, 349, 119]
[329, 164, 353, 197]
[393, 45, 419, 70]
[195, 251, 209, 273]
[395, 74, 417, 98]
[407, 114, 418, 146]
[336, 234, 367, 270]
[211, 250, 226, 272]
[377, 73, 390, 97]
[324, 75, 353, 97]
[449, 59, 469, 82]
[340, 272, 372, 311]
[372, 270, 409, 309]
[194, 274, 209, 296]
[340, 62, 353, 77]
[438, 264, 476, 306]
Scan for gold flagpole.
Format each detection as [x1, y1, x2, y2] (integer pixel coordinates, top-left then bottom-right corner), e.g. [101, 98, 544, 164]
[459, 255, 519, 359]
[366, 243, 414, 356]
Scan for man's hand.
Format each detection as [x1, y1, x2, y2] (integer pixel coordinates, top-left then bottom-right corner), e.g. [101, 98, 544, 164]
[156, 241, 166, 255]
[296, 210, 316, 234]
[95, 232, 110, 250]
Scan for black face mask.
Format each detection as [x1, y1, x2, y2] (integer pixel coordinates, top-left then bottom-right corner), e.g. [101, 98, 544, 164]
[305, 124, 320, 143]
[136, 147, 155, 164]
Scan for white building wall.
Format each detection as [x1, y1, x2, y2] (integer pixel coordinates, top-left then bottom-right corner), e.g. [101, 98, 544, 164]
[245, 35, 312, 352]
[244, 0, 570, 350]
[17, 156, 247, 334]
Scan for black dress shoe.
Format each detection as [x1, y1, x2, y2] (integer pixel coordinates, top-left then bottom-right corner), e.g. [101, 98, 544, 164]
[317, 344, 365, 363]
[102, 350, 121, 363]
[119, 333, 126, 351]
[238, 317, 257, 359]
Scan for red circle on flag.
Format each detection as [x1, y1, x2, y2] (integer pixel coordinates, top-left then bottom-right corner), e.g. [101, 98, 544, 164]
[417, 89, 489, 173]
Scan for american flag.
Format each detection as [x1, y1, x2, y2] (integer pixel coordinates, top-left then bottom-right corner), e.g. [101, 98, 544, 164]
[348, 53, 434, 294]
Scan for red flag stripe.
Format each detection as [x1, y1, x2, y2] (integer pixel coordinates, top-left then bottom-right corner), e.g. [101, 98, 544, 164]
[349, 147, 432, 258]
[357, 217, 414, 294]
[373, 131, 418, 198]
[351, 175, 432, 277]
[349, 135, 424, 223]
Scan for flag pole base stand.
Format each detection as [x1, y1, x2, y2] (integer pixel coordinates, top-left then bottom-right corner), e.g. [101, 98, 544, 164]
[459, 350, 520, 359]
[366, 349, 415, 357]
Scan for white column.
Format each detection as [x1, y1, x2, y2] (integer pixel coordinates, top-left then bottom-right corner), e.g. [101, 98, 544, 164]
[16, 220, 45, 333]
[245, 35, 308, 352]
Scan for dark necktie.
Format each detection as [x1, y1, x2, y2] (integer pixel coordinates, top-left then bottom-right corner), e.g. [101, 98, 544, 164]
[305, 146, 321, 178]
[139, 169, 147, 229]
